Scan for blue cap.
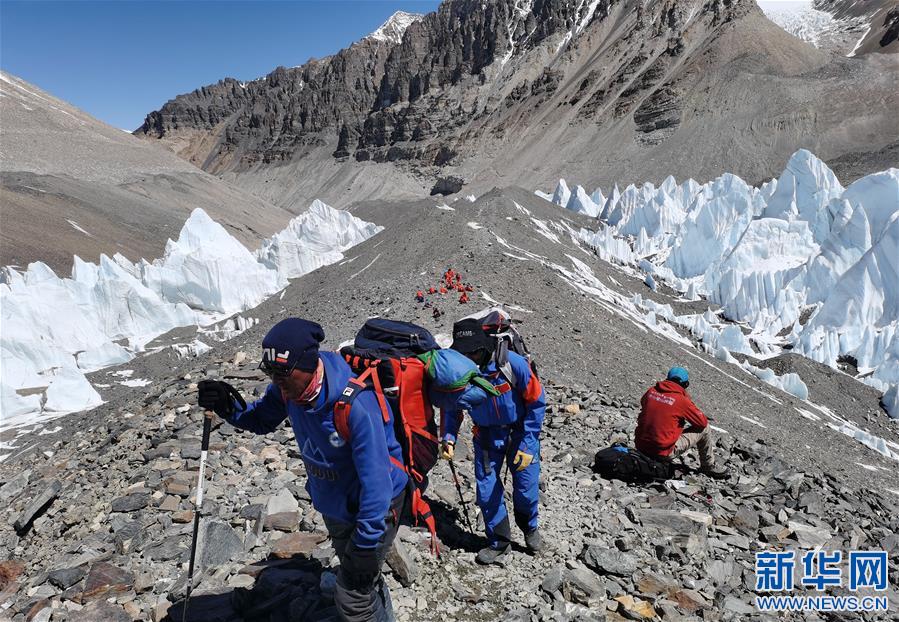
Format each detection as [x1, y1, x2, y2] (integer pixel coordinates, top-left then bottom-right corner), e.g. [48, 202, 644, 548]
[261, 318, 325, 372]
[667, 366, 689, 384]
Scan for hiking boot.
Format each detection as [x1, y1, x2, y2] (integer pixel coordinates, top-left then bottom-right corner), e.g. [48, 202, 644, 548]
[700, 464, 729, 480]
[524, 529, 544, 553]
[476, 544, 511, 565]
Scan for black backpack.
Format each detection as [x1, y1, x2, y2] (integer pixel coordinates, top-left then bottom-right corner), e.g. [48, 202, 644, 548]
[592, 443, 672, 483]
[460, 307, 537, 387]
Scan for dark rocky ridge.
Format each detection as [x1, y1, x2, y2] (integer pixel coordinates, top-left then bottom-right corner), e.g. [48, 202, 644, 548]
[136, 0, 898, 210]
[137, 0, 752, 167]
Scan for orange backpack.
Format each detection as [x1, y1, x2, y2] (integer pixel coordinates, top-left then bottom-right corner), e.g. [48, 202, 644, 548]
[333, 319, 441, 553]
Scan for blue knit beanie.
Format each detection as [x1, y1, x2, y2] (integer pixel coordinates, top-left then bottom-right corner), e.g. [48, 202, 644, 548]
[261, 318, 325, 372]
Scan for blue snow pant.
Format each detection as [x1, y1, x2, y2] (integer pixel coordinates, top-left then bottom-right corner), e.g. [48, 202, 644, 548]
[473, 424, 540, 549]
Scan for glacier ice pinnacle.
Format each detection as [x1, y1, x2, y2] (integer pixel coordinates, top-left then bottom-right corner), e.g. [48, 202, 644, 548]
[0, 202, 382, 427]
[554, 149, 899, 418]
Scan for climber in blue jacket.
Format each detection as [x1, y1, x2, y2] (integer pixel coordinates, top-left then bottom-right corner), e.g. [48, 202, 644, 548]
[197, 318, 406, 622]
[441, 318, 546, 565]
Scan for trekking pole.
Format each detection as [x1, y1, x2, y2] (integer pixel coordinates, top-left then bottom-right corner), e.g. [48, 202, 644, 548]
[448, 459, 474, 534]
[183, 409, 214, 622]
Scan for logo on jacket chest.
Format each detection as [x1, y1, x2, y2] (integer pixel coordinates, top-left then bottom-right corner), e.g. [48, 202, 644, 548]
[301, 439, 340, 481]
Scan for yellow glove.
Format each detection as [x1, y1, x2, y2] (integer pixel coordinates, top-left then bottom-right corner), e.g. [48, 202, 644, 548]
[440, 441, 455, 460]
[511, 450, 534, 471]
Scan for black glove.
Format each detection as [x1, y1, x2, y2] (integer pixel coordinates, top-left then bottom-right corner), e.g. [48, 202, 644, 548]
[197, 380, 245, 417]
[340, 543, 380, 591]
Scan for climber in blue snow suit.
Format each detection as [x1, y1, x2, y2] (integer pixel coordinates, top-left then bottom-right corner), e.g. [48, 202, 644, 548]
[197, 318, 406, 622]
[441, 318, 546, 565]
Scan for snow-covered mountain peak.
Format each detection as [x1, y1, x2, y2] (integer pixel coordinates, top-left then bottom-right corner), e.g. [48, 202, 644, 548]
[367, 10, 423, 44]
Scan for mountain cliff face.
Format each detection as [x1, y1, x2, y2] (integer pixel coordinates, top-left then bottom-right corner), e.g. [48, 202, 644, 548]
[136, 1, 899, 209]
[813, 0, 899, 54]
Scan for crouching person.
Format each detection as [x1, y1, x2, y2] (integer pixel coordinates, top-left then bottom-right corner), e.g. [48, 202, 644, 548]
[635, 367, 728, 480]
[197, 318, 406, 622]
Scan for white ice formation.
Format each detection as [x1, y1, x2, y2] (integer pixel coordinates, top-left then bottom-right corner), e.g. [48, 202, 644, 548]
[757, 1, 871, 57]
[758, 1, 839, 48]
[1, 201, 382, 429]
[547, 149, 899, 418]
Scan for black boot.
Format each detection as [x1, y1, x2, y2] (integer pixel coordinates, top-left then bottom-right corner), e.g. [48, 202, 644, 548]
[514, 511, 542, 553]
[701, 463, 729, 480]
[477, 516, 512, 565]
[523, 528, 544, 553]
[476, 543, 512, 565]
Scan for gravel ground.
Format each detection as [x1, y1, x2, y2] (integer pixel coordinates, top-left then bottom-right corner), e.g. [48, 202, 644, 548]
[2, 188, 897, 622]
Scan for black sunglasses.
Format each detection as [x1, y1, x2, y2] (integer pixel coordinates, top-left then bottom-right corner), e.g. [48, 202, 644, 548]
[258, 359, 297, 379]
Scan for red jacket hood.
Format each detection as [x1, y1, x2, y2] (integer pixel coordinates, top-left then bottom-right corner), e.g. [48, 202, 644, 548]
[655, 380, 686, 395]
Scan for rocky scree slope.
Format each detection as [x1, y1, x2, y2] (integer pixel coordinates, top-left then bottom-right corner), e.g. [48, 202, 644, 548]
[137, 0, 898, 209]
[0, 72, 294, 275]
[2, 189, 898, 621]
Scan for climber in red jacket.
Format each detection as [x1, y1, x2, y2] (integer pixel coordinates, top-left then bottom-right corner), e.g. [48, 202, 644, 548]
[635, 367, 728, 479]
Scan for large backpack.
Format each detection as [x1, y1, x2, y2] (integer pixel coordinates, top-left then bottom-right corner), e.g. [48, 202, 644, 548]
[592, 443, 672, 483]
[334, 318, 441, 552]
[459, 306, 537, 387]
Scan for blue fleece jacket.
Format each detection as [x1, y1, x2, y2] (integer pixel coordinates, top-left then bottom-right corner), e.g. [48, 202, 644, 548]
[224, 352, 408, 549]
[442, 351, 546, 455]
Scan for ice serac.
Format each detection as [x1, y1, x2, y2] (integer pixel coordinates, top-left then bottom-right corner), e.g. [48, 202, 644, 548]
[72, 254, 197, 344]
[666, 174, 759, 279]
[255, 200, 383, 280]
[797, 215, 899, 370]
[563, 149, 899, 418]
[551, 179, 571, 210]
[762, 149, 844, 243]
[616, 187, 687, 239]
[796, 169, 898, 305]
[142, 208, 284, 314]
[565, 185, 600, 218]
[1, 202, 383, 428]
[708, 218, 819, 333]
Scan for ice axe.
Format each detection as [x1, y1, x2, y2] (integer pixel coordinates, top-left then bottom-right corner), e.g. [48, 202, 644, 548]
[447, 458, 474, 535]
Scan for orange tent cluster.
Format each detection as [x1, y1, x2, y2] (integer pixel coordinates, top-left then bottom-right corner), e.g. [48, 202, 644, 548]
[415, 268, 475, 306]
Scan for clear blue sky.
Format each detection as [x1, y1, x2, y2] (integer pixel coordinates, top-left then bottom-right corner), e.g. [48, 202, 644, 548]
[1, 1, 441, 131]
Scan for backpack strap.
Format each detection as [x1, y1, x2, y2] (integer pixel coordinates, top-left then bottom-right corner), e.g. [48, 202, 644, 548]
[498, 361, 516, 390]
[490, 339, 517, 389]
[333, 378, 367, 441]
[409, 485, 439, 556]
[333, 362, 392, 437]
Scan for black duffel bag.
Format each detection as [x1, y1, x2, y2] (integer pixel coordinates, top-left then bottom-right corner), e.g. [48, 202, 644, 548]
[592, 443, 672, 482]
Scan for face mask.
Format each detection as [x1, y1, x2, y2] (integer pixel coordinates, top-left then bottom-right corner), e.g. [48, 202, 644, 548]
[294, 359, 325, 404]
